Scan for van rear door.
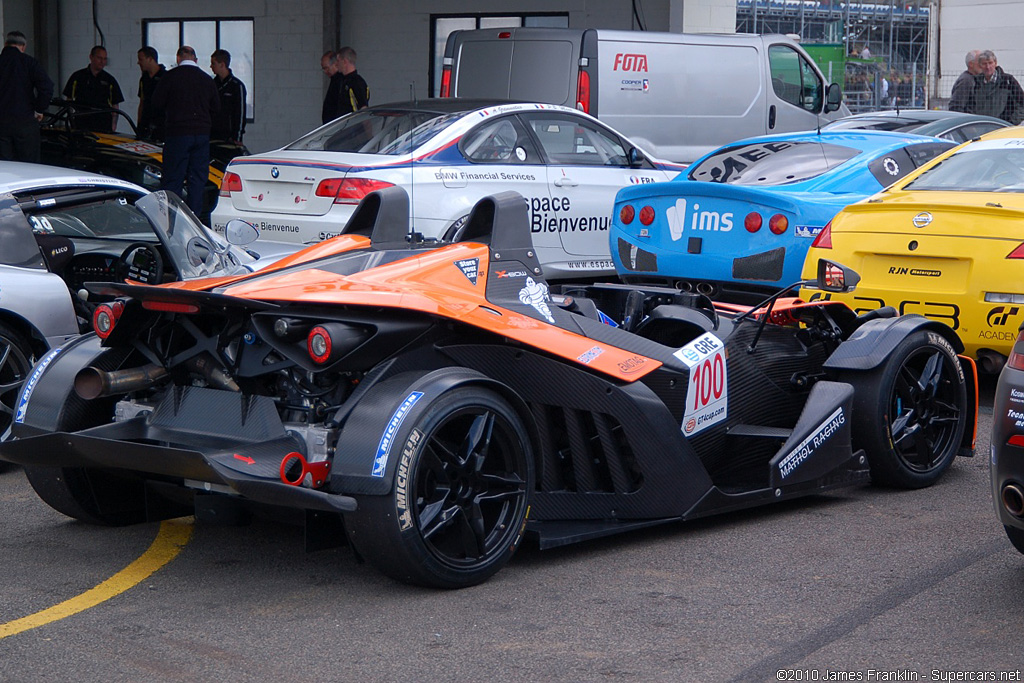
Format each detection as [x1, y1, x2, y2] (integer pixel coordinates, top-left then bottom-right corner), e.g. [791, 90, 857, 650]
[448, 29, 580, 107]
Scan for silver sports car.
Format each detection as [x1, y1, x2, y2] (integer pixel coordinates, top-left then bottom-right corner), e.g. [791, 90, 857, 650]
[0, 163, 296, 440]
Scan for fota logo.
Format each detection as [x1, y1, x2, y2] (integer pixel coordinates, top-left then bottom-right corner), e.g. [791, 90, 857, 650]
[665, 198, 733, 241]
[987, 305, 1020, 327]
[613, 53, 648, 71]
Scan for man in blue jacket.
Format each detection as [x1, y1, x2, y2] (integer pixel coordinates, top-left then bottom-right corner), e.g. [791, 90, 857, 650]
[0, 31, 54, 162]
[152, 45, 220, 217]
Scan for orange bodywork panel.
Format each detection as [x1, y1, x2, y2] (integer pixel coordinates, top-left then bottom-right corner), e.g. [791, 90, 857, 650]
[222, 242, 663, 382]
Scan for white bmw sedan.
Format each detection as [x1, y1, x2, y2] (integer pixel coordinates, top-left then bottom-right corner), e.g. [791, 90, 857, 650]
[210, 100, 683, 279]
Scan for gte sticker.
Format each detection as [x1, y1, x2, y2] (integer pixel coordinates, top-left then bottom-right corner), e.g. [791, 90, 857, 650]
[674, 333, 728, 435]
[372, 391, 423, 478]
[395, 428, 423, 531]
[519, 277, 554, 322]
[777, 407, 845, 479]
[454, 258, 479, 284]
[15, 347, 62, 423]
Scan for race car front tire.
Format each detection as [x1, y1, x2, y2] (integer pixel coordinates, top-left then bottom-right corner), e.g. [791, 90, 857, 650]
[345, 386, 534, 589]
[843, 329, 967, 489]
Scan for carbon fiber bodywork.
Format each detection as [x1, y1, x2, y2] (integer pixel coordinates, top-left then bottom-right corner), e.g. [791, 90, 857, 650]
[0, 188, 977, 564]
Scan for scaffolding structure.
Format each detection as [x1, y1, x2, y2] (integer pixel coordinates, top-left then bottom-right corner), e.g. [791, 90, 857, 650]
[735, 0, 931, 112]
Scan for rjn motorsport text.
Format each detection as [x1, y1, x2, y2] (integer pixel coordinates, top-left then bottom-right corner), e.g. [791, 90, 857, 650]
[777, 670, 1021, 681]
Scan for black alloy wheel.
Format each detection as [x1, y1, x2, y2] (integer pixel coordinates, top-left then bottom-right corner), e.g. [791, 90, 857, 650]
[346, 386, 533, 588]
[0, 323, 33, 444]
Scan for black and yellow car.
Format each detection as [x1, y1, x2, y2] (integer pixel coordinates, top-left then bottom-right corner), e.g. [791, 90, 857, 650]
[39, 99, 247, 222]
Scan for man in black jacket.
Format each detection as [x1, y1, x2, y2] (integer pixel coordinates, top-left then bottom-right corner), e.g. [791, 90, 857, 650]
[152, 45, 220, 217]
[321, 46, 368, 124]
[0, 30, 53, 162]
[136, 46, 167, 141]
[63, 45, 124, 133]
[210, 49, 246, 143]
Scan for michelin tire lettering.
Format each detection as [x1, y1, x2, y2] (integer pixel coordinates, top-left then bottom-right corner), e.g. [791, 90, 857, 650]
[372, 391, 424, 478]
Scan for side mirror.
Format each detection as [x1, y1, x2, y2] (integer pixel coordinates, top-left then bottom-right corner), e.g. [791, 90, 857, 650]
[225, 219, 259, 247]
[824, 83, 843, 114]
[816, 258, 860, 293]
[627, 147, 645, 169]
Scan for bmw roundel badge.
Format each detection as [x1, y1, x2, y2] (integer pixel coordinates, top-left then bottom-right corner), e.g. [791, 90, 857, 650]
[271, 167, 280, 178]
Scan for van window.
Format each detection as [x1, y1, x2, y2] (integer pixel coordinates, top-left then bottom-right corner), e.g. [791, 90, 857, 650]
[454, 39, 574, 105]
[687, 141, 858, 185]
[768, 45, 823, 113]
[521, 114, 629, 166]
[462, 116, 539, 164]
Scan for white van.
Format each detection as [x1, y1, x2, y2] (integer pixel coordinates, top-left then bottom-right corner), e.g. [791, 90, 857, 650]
[441, 28, 848, 163]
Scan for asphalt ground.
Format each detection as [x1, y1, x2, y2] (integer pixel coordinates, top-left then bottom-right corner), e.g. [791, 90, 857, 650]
[1, 376, 1021, 682]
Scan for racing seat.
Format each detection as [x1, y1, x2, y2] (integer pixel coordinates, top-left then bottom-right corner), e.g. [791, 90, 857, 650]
[34, 234, 75, 275]
[632, 304, 717, 347]
[336, 185, 411, 250]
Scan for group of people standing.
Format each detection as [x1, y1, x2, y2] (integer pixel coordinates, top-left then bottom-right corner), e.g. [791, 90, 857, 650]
[949, 49, 1024, 125]
[0, 31, 247, 216]
[320, 46, 369, 124]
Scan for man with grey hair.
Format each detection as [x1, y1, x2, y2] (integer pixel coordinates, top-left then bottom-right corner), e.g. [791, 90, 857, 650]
[948, 49, 981, 113]
[972, 50, 1024, 124]
[152, 45, 220, 216]
[0, 30, 54, 162]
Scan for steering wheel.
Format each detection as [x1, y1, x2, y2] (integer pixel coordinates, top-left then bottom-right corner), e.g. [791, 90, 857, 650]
[116, 242, 165, 285]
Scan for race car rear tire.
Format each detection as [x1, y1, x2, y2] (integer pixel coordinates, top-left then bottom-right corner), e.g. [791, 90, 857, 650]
[22, 350, 149, 525]
[0, 322, 33, 446]
[1005, 525, 1024, 555]
[345, 386, 533, 588]
[24, 466, 148, 526]
[843, 329, 967, 489]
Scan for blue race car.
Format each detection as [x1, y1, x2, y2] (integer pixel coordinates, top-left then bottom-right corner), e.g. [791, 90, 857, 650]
[610, 130, 955, 303]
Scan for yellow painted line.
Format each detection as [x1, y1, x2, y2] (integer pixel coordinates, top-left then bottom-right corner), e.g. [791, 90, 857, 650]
[0, 517, 193, 640]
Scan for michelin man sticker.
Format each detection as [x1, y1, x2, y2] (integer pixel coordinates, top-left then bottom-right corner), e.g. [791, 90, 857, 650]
[519, 277, 554, 323]
[673, 333, 728, 436]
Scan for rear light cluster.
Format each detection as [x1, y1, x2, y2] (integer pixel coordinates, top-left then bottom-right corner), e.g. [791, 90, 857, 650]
[289, 320, 370, 366]
[743, 211, 788, 235]
[811, 221, 833, 249]
[1008, 243, 1024, 259]
[1008, 332, 1024, 371]
[92, 301, 124, 339]
[307, 325, 334, 364]
[315, 178, 396, 205]
[617, 204, 791, 236]
[220, 171, 242, 197]
[576, 69, 591, 113]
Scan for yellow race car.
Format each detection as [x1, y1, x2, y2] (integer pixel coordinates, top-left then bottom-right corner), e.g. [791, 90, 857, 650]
[801, 126, 1024, 372]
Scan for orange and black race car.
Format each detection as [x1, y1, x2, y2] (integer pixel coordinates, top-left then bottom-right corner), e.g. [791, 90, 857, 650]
[39, 99, 246, 221]
[0, 188, 978, 588]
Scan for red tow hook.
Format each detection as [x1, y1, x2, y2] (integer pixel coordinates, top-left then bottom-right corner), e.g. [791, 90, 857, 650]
[279, 452, 331, 489]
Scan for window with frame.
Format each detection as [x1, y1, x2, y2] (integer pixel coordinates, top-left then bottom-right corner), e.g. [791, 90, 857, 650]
[430, 13, 569, 97]
[522, 114, 629, 166]
[768, 45, 823, 113]
[143, 18, 254, 122]
[461, 116, 539, 164]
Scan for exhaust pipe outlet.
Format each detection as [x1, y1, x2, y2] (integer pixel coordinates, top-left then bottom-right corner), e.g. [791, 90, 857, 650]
[1003, 483, 1024, 518]
[696, 282, 715, 296]
[675, 280, 693, 293]
[75, 364, 169, 400]
[185, 355, 241, 392]
[977, 349, 1007, 374]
